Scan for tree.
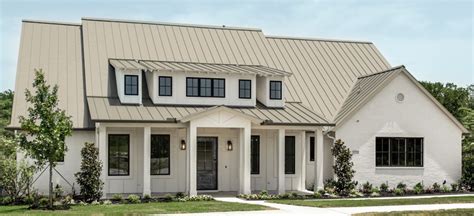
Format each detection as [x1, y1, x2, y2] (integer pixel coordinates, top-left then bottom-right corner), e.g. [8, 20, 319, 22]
[420, 82, 470, 120]
[331, 139, 356, 196]
[17, 69, 73, 208]
[75, 142, 103, 202]
[0, 90, 14, 137]
[460, 107, 474, 190]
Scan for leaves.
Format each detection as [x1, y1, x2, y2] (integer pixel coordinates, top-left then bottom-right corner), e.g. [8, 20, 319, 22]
[75, 142, 104, 202]
[331, 139, 356, 196]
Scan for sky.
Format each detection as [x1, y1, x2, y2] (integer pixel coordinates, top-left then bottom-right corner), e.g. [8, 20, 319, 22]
[0, 0, 472, 92]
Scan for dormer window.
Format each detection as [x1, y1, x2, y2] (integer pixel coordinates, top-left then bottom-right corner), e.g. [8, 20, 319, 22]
[239, 80, 251, 99]
[186, 77, 225, 98]
[124, 75, 139, 95]
[269, 81, 282, 100]
[159, 76, 172, 96]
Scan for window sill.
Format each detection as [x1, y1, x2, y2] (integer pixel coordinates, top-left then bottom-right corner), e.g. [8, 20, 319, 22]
[108, 175, 134, 180]
[151, 175, 174, 179]
[375, 167, 424, 170]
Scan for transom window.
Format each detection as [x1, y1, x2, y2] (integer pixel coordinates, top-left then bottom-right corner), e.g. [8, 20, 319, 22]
[159, 76, 172, 96]
[108, 134, 130, 176]
[186, 77, 225, 97]
[376, 137, 423, 167]
[285, 136, 295, 174]
[270, 81, 282, 100]
[124, 75, 139, 95]
[151, 135, 170, 175]
[239, 80, 252, 99]
[251, 135, 260, 174]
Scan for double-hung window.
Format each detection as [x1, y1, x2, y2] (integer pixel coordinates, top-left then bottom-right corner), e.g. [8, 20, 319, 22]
[269, 81, 282, 100]
[375, 137, 423, 167]
[251, 135, 260, 174]
[159, 76, 172, 96]
[239, 80, 251, 99]
[285, 136, 295, 174]
[151, 135, 170, 175]
[108, 134, 130, 176]
[186, 77, 225, 97]
[124, 75, 139, 95]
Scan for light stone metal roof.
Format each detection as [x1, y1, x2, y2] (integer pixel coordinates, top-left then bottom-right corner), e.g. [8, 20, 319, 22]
[87, 96, 333, 126]
[110, 59, 292, 76]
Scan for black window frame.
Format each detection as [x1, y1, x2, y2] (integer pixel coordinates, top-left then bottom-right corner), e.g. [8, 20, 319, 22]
[158, 76, 172, 96]
[269, 80, 282, 100]
[375, 137, 424, 167]
[251, 135, 260, 175]
[108, 134, 130, 176]
[124, 75, 139, 96]
[186, 77, 225, 98]
[239, 79, 252, 99]
[309, 137, 315, 162]
[150, 134, 171, 175]
[285, 136, 296, 174]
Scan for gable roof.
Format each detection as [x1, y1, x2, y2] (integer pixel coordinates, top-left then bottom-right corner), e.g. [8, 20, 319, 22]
[179, 106, 263, 124]
[334, 66, 469, 133]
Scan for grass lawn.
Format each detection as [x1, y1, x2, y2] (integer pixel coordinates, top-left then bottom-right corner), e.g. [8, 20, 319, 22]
[0, 201, 270, 215]
[269, 196, 474, 208]
[355, 208, 474, 216]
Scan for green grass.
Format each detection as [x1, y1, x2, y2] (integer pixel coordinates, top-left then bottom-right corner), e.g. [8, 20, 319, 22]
[355, 208, 474, 216]
[269, 196, 474, 208]
[0, 201, 270, 215]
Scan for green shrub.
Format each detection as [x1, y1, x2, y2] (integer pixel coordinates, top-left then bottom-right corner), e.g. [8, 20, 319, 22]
[349, 189, 364, 197]
[23, 195, 34, 204]
[370, 187, 380, 193]
[451, 183, 459, 192]
[163, 194, 174, 202]
[74, 142, 104, 202]
[1, 196, 13, 205]
[396, 182, 407, 191]
[413, 182, 424, 194]
[361, 181, 373, 194]
[39, 197, 49, 207]
[259, 190, 269, 196]
[53, 184, 64, 200]
[442, 185, 451, 193]
[175, 192, 185, 199]
[111, 194, 123, 202]
[380, 182, 389, 192]
[184, 195, 213, 201]
[393, 188, 404, 196]
[432, 182, 441, 192]
[313, 191, 322, 198]
[127, 194, 141, 204]
[143, 194, 152, 200]
[331, 139, 356, 196]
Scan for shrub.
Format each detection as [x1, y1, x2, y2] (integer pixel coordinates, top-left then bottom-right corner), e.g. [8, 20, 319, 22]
[127, 194, 141, 204]
[432, 182, 441, 193]
[259, 190, 269, 196]
[163, 194, 174, 202]
[393, 188, 404, 196]
[396, 182, 407, 191]
[175, 192, 185, 199]
[331, 139, 356, 196]
[1, 196, 13, 205]
[323, 179, 337, 191]
[413, 182, 424, 194]
[111, 194, 123, 202]
[53, 184, 64, 200]
[313, 191, 322, 198]
[442, 185, 451, 193]
[102, 200, 112, 205]
[380, 182, 389, 193]
[349, 189, 364, 198]
[39, 197, 49, 207]
[143, 194, 152, 201]
[451, 183, 459, 192]
[75, 142, 104, 202]
[361, 181, 373, 194]
[184, 195, 213, 201]
[23, 195, 34, 205]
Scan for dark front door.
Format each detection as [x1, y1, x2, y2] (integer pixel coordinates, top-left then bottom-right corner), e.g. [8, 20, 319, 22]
[197, 137, 218, 190]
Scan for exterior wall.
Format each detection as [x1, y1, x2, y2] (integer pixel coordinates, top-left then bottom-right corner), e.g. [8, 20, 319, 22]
[146, 70, 257, 107]
[336, 73, 463, 187]
[19, 131, 95, 195]
[116, 68, 142, 104]
[256, 76, 285, 107]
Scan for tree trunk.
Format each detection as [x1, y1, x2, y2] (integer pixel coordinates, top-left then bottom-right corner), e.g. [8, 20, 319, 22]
[48, 163, 53, 209]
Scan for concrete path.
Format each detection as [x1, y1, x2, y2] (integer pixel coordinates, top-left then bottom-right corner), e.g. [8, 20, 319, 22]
[166, 196, 474, 216]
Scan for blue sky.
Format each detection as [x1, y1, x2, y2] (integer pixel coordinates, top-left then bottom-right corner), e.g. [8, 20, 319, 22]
[0, 0, 472, 91]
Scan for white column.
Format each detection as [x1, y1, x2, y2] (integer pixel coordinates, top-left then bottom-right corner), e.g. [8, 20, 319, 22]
[239, 123, 251, 194]
[143, 126, 151, 196]
[315, 127, 324, 190]
[299, 131, 306, 191]
[277, 128, 285, 194]
[187, 122, 197, 196]
[96, 123, 107, 198]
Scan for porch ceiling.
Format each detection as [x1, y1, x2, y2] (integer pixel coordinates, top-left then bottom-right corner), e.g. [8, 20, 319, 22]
[87, 96, 333, 126]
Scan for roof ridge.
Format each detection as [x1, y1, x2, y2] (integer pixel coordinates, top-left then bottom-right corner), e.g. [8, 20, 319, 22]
[357, 65, 405, 79]
[266, 35, 373, 44]
[22, 19, 81, 26]
[81, 17, 262, 31]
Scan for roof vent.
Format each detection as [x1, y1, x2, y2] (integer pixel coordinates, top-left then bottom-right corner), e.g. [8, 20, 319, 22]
[222, 25, 226, 28]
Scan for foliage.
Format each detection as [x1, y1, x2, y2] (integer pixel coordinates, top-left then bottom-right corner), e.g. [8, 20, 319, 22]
[361, 181, 373, 194]
[17, 69, 73, 208]
[396, 182, 407, 191]
[0, 90, 14, 137]
[111, 194, 123, 202]
[175, 192, 185, 199]
[451, 183, 459, 192]
[53, 184, 64, 200]
[380, 182, 389, 193]
[331, 139, 356, 196]
[413, 182, 424, 194]
[460, 106, 474, 190]
[74, 142, 103, 202]
[127, 195, 141, 204]
[393, 188, 404, 196]
[432, 182, 441, 193]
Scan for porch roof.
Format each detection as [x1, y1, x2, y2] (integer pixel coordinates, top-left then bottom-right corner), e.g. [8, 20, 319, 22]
[87, 96, 333, 126]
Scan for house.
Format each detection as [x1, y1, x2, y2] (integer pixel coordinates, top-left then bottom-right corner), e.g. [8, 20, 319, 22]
[9, 17, 468, 196]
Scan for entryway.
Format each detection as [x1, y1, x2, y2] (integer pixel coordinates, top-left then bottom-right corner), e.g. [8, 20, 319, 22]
[197, 137, 218, 190]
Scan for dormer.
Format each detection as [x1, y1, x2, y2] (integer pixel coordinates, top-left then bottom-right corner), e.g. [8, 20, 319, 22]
[110, 59, 146, 104]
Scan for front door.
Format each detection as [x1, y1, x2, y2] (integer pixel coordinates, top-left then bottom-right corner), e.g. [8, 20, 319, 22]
[197, 137, 218, 190]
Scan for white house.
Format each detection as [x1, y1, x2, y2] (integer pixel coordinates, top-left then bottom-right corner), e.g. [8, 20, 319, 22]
[9, 18, 468, 196]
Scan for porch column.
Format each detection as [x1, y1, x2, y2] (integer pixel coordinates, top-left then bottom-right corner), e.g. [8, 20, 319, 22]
[96, 123, 107, 198]
[143, 126, 151, 196]
[239, 123, 251, 194]
[314, 127, 324, 190]
[299, 131, 306, 191]
[277, 128, 285, 194]
[187, 122, 197, 196]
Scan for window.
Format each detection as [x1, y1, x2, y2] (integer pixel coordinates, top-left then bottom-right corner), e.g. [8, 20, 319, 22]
[251, 135, 260, 174]
[108, 134, 130, 176]
[124, 75, 139, 95]
[159, 76, 172, 96]
[285, 136, 295, 174]
[269, 81, 282, 100]
[186, 77, 225, 97]
[239, 80, 251, 99]
[309, 137, 315, 162]
[151, 135, 170, 175]
[376, 137, 423, 167]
